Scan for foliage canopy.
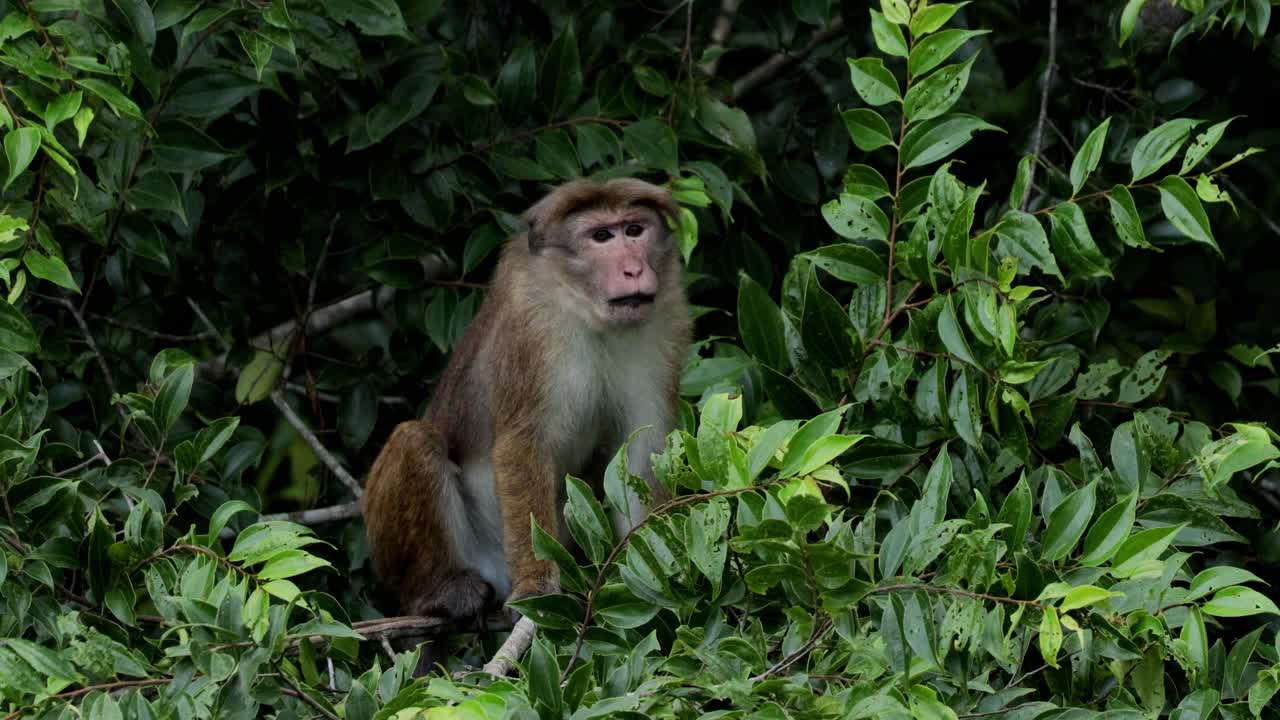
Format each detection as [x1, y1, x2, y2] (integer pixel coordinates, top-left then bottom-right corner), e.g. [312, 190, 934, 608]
[2, 0, 1280, 718]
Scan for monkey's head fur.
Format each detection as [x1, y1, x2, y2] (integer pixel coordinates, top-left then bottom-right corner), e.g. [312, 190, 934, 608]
[520, 177, 683, 330]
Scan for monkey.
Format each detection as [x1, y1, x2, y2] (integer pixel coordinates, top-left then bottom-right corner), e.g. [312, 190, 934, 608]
[361, 177, 692, 624]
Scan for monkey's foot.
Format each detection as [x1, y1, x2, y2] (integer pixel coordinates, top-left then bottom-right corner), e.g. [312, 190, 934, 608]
[409, 570, 494, 620]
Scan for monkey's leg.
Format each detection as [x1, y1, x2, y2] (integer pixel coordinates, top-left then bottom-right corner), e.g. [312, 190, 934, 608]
[363, 421, 494, 620]
[493, 433, 560, 604]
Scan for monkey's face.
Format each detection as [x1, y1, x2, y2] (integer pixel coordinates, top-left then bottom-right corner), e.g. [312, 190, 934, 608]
[567, 208, 673, 329]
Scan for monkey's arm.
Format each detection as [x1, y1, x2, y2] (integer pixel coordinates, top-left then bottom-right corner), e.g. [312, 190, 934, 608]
[493, 431, 561, 601]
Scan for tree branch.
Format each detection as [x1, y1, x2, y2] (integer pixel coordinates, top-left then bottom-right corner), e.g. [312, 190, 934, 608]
[731, 19, 846, 103]
[1020, 0, 1059, 211]
[701, 0, 741, 76]
[270, 391, 363, 499]
[482, 616, 537, 676]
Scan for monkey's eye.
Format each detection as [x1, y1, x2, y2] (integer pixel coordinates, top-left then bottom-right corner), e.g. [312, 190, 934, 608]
[592, 229, 613, 243]
[624, 224, 644, 237]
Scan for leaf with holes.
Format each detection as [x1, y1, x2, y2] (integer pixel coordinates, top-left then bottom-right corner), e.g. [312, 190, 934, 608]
[901, 114, 1003, 169]
[909, 29, 988, 78]
[847, 58, 901, 106]
[821, 194, 889, 242]
[1118, 349, 1171, 403]
[903, 54, 977, 122]
[1048, 202, 1111, 280]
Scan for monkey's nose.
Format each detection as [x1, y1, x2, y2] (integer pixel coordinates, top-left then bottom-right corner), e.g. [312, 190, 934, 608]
[621, 258, 645, 278]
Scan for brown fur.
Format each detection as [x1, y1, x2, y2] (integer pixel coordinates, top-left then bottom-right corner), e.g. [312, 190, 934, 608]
[362, 177, 692, 623]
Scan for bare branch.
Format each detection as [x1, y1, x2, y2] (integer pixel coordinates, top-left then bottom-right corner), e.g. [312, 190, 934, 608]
[217, 501, 361, 540]
[285, 383, 414, 410]
[482, 616, 536, 677]
[1020, 0, 1059, 211]
[87, 313, 216, 342]
[731, 19, 846, 103]
[270, 391, 363, 499]
[701, 0, 741, 76]
[196, 254, 450, 381]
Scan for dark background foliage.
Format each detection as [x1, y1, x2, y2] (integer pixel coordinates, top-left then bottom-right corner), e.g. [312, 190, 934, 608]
[3, 0, 1280, 717]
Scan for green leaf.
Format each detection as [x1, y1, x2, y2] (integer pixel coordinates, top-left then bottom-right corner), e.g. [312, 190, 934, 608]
[870, 9, 908, 57]
[910, 3, 967, 35]
[22, 250, 79, 292]
[76, 78, 144, 120]
[1181, 116, 1239, 173]
[841, 108, 896, 151]
[901, 114, 1002, 169]
[1060, 585, 1124, 612]
[43, 90, 82, 130]
[3, 127, 41, 189]
[235, 350, 285, 404]
[947, 368, 982, 448]
[541, 23, 583, 115]
[938, 295, 977, 366]
[1048, 201, 1111, 280]
[0, 300, 38, 353]
[1080, 493, 1137, 566]
[903, 55, 977, 122]
[632, 65, 672, 96]
[129, 173, 188, 223]
[167, 71, 259, 119]
[780, 434, 864, 478]
[847, 58, 901, 106]
[527, 637, 563, 716]
[1008, 154, 1033, 209]
[1119, 0, 1147, 45]
[237, 30, 273, 81]
[1039, 606, 1062, 668]
[1130, 118, 1201, 182]
[111, 0, 156, 50]
[995, 211, 1062, 280]
[154, 364, 194, 434]
[460, 74, 499, 106]
[1157, 175, 1219, 255]
[882, 0, 911, 24]
[1203, 586, 1280, 618]
[326, 0, 410, 37]
[564, 475, 614, 565]
[1112, 525, 1183, 578]
[995, 473, 1032, 552]
[257, 549, 332, 580]
[1041, 480, 1097, 562]
[1186, 566, 1267, 603]
[622, 118, 678, 173]
[696, 96, 757, 152]
[73, 107, 93, 147]
[821, 194, 890, 242]
[1070, 117, 1111, 196]
[1118, 349, 1171, 403]
[1106, 184, 1156, 250]
[737, 272, 789, 371]
[797, 243, 887, 284]
[908, 29, 988, 78]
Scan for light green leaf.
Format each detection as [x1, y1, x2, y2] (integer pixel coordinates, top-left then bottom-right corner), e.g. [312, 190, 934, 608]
[3, 127, 41, 189]
[910, 2, 967, 36]
[1107, 184, 1157, 250]
[1039, 606, 1062, 668]
[821, 194, 890, 242]
[1119, 0, 1148, 45]
[1059, 585, 1124, 612]
[1185, 566, 1267, 603]
[870, 9, 908, 57]
[994, 210, 1062, 280]
[22, 250, 79, 292]
[1041, 480, 1097, 562]
[1081, 493, 1137, 566]
[1157, 175, 1219, 255]
[1181, 116, 1239, 173]
[1203, 586, 1280, 618]
[1070, 117, 1111, 196]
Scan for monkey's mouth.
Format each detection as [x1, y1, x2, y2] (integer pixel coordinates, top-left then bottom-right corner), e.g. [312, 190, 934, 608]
[608, 293, 656, 309]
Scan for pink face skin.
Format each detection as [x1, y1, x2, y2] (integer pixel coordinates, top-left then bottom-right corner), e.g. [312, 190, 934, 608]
[569, 207, 671, 328]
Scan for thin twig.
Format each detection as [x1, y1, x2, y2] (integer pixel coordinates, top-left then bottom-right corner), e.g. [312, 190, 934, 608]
[751, 615, 833, 681]
[731, 18, 846, 103]
[53, 440, 111, 477]
[277, 668, 340, 720]
[134, 543, 247, 575]
[270, 391, 363, 499]
[0, 678, 171, 720]
[284, 383, 413, 410]
[1020, 0, 1059, 211]
[87, 313, 216, 342]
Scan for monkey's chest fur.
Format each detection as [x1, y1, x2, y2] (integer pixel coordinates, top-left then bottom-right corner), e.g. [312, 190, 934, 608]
[450, 319, 676, 599]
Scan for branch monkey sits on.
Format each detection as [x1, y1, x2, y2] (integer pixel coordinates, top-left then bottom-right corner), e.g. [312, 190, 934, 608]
[362, 177, 691, 621]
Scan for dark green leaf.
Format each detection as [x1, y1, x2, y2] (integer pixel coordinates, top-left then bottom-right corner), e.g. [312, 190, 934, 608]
[841, 108, 895, 151]
[847, 58, 901, 106]
[738, 272, 788, 371]
[901, 114, 1003, 169]
[903, 55, 978, 122]
[622, 119, 678, 173]
[1070, 117, 1111, 196]
[1040, 480, 1097, 562]
[1048, 201, 1112, 280]
[1130, 118, 1200, 182]
[1157, 175, 1219, 255]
